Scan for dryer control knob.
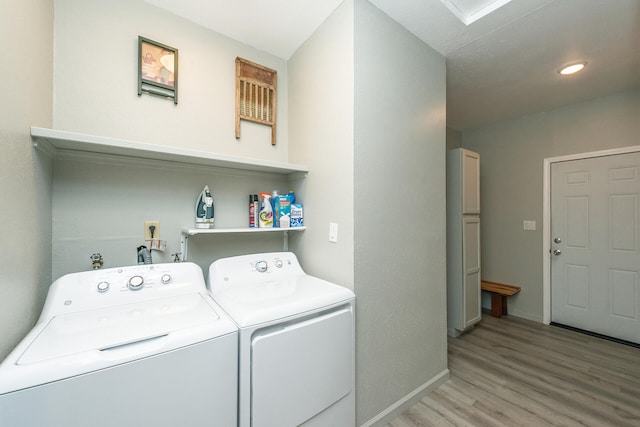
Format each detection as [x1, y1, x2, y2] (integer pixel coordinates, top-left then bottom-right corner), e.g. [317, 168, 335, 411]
[97, 281, 110, 293]
[275, 259, 283, 268]
[161, 274, 172, 284]
[256, 260, 268, 273]
[128, 275, 144, 290]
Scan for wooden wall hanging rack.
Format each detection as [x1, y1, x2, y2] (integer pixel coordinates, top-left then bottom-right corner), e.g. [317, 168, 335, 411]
[235, 57, 277, 145]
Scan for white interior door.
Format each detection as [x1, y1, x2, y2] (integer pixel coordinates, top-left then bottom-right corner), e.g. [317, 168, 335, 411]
[551, 152, 640, 343]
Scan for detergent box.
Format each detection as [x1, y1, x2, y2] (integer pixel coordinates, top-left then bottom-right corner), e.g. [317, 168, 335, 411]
[290, 204, 304, 227]
[274, 195, 291, 228]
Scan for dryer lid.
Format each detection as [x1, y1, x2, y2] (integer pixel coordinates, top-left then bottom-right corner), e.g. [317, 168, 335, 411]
[212, 275, 354, 327]
[17, 293, 232, 365]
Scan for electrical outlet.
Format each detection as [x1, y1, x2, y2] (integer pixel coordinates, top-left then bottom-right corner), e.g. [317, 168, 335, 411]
[144, 221, 160, 240]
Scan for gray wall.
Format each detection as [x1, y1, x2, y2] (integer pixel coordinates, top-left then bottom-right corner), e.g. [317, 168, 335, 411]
[51, 0, 296, 278]
[52, 154, 290, 278]
[54, 0, 289, 162]
[0, 0, 53, 360]
[446, 127, 462, 151]
[354, 0, 448, 424]
[288, 0, 355, 288]
[290, 1, 449, 424]
[463, 89, 640, 321]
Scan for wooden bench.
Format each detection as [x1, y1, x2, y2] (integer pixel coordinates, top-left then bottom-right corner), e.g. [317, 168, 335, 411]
[481, 280, 521, 318]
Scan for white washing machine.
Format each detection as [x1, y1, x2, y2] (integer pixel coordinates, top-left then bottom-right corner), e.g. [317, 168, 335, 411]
[208, 252, 356, 427]
[0, 262, 238, 427]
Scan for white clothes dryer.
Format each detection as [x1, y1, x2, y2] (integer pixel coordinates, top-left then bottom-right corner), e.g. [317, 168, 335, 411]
[0, 262, 238, 427]
[208, 252, 356, 427]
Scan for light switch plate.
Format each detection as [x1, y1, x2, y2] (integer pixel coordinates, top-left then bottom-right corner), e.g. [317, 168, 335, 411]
[523, 220, 536, 231]
[329, 222, 338, 243]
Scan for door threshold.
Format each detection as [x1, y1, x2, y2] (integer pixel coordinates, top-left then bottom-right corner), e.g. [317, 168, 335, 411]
[550, 322, 640, 349]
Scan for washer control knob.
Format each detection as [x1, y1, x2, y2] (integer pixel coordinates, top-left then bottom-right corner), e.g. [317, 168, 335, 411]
[97, 281, 110, 293]
[161, 274, 172, 284]
[275, 259, 283, 268]
[255, 261, 268, 273]
[128, 275, 144, 290]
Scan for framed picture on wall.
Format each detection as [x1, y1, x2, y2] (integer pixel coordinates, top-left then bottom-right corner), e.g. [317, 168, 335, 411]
[138, 36, 178, 104]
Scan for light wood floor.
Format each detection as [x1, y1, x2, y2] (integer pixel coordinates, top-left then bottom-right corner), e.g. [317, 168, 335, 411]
[387, 314, 640, 427]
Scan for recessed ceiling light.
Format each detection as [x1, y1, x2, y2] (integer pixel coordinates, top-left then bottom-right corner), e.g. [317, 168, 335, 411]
[559, 62, 587, 75]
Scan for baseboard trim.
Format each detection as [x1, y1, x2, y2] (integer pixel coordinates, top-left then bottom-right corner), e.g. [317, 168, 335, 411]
[447, 327, 461, 337]
[482, 307, 543, 324]
[507, 309, 542, 323]
[360, 369, 450, 427]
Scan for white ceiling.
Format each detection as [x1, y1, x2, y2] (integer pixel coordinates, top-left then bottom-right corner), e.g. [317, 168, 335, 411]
[144, 0, 344, 59]
[145, 0, 640, 131]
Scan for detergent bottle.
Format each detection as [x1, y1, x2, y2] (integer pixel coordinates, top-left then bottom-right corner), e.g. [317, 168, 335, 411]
[259, 193, 273, 228]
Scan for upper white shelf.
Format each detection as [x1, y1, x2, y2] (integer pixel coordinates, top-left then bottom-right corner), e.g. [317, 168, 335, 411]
[31, 127, 309, 176]
[182, 227, 306, 236]
[180, 226, 306, 259]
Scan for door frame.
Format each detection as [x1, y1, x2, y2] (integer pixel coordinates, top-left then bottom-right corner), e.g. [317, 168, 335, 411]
[542, 145, 640, 324]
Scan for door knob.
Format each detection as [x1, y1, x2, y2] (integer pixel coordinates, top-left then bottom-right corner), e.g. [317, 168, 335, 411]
[554, 237, 562, 244]
[553, 249, 562, 256]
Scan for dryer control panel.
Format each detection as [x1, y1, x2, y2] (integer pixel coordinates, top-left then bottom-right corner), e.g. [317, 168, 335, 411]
[254, 257, 289, 274]
[208, 252, 305, 294]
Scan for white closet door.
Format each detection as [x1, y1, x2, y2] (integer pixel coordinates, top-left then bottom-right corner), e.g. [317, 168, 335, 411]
[462, 150, 480, 214]
[463, 217, 481, 328]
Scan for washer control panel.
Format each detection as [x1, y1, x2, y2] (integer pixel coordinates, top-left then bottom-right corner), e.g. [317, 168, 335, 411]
[93, 265, 176, 293]
[41, 262, 206, 318]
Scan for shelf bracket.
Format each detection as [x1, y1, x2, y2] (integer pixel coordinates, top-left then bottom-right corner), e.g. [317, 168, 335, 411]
[31, 137, 56, 158]
[180, 232, 189, 261]
[283, 230, 289, 251]
[287, 171, 308, 182]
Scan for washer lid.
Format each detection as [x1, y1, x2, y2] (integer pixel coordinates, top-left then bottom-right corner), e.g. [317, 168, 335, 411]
[17, 293, 233, 365]
[212, 275, 354, 327]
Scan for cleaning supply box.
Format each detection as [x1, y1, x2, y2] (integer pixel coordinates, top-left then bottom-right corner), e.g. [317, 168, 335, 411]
[290, 204, 304, 227]
[274, 195, 291, 228]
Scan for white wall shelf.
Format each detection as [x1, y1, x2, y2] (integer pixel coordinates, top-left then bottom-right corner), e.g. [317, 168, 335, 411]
[33, 127, 308, 262]
[180, 227, 306, 260]
[182, 227, 306, 236]
[31, 127, 309, 176]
